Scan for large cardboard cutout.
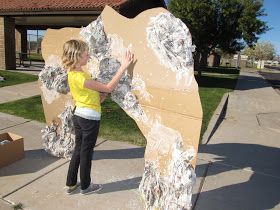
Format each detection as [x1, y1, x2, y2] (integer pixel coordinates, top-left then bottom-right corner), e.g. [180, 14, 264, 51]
[39, 6, 202, 210]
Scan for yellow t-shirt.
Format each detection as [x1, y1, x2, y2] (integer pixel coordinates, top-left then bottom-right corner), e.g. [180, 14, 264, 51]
[68, 70, 101, 113]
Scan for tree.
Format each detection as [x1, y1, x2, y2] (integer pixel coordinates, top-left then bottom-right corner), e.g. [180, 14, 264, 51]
[168, 0, 268, 75]
[243, 41, 276, 61]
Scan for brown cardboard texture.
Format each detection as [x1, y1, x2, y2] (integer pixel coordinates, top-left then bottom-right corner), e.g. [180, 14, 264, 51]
[40, 6, 202, 209]
[0, 132, 24, 168]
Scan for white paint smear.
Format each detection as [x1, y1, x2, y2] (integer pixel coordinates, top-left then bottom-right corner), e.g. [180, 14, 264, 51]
[79, 15, 197, 210]
[41, 105, 75, 158]
[146, 12, 195, 87]
[40, 84, 60, 104]
[131, 74, 153, 102]
[44, 54, 62, 67]
[139, 138, 196, 210]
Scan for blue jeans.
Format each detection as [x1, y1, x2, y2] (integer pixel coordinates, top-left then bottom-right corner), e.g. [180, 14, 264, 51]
[66, 115, 100, 190]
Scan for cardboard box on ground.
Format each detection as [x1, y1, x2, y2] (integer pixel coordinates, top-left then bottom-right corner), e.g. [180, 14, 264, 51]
[0, 132, 24, 168]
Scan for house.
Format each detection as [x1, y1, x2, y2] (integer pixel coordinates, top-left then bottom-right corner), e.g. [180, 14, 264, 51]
[0, 0, 166, 70]
[233, 54, 248, 68]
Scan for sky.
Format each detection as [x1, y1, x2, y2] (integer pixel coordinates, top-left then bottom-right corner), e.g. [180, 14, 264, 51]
[259, 0, 280, 55]
[29, 0, 279, 55]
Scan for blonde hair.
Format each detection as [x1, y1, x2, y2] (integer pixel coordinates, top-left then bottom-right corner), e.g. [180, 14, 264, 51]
[62, 39, 89, 69]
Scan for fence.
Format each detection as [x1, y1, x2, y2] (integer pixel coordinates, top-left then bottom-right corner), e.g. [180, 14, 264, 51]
[27, 32, 44, 54]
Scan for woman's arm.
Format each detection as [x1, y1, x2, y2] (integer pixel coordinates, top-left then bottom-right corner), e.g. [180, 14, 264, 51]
[84, 51, 134, 93]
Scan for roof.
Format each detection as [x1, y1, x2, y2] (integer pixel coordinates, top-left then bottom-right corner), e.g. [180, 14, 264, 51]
[0, 0, 129, 13]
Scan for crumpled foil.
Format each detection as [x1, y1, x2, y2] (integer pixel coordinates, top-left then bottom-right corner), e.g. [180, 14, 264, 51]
[80, 17, 146, 121]
[41, 106, 75, 158]
[139, 141, 196, 210]
[0, 140, 10, 145]
[0, 76, 6, 82]
[146, 12, 196, 83]
[39, 65, 70, 94]
[80, 16, 111, 60]
[39, 64, 73, 158]
[79, 14, 197, 210]
[139, 161, 167, 208]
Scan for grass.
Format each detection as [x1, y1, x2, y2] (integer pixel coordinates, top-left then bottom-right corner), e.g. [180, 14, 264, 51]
[196, 67, 240, 139]
[0, 95, 45, 122]
[0, 95, 146, 145]
[0, 67, 239, 145]
[99, 99, 146, 146]
[0, 70, 38, 87]
[13, 203, 23, 210]
[28, 53, 44, 61]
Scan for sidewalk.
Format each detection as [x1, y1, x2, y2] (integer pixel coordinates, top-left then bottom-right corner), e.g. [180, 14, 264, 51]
[0, 70, 279, 209]
[0, 111, 206, 210]
[16, 61, 44, 73]
[0, 62, 43, 103]
[0, 81, 40, 104]
[0, 112, 146, 210]
[195, 71, 280, 210]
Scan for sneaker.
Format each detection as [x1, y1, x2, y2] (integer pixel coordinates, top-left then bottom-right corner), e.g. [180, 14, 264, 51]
[66, 182, 80, 195]
[80, 183, 102, 195]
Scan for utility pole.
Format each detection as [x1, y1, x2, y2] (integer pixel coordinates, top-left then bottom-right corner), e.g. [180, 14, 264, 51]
[36, 30, 39, 54]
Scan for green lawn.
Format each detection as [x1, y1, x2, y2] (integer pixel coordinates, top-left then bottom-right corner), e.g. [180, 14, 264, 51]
[99, 99, 146, 145]
[196, 67, 240, 139]
[0, 96, 45, 122]
[0, 70, 38, 87]
[0, 68, 239, 145]
[0, 96, 146, 146]
[28, 53, 44, 62]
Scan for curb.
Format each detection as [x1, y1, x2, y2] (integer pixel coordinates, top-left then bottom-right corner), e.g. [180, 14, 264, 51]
[201, 93, 229, 144]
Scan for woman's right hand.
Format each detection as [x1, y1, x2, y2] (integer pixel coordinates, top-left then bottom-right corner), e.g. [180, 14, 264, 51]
[121, 50, 134, 70]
